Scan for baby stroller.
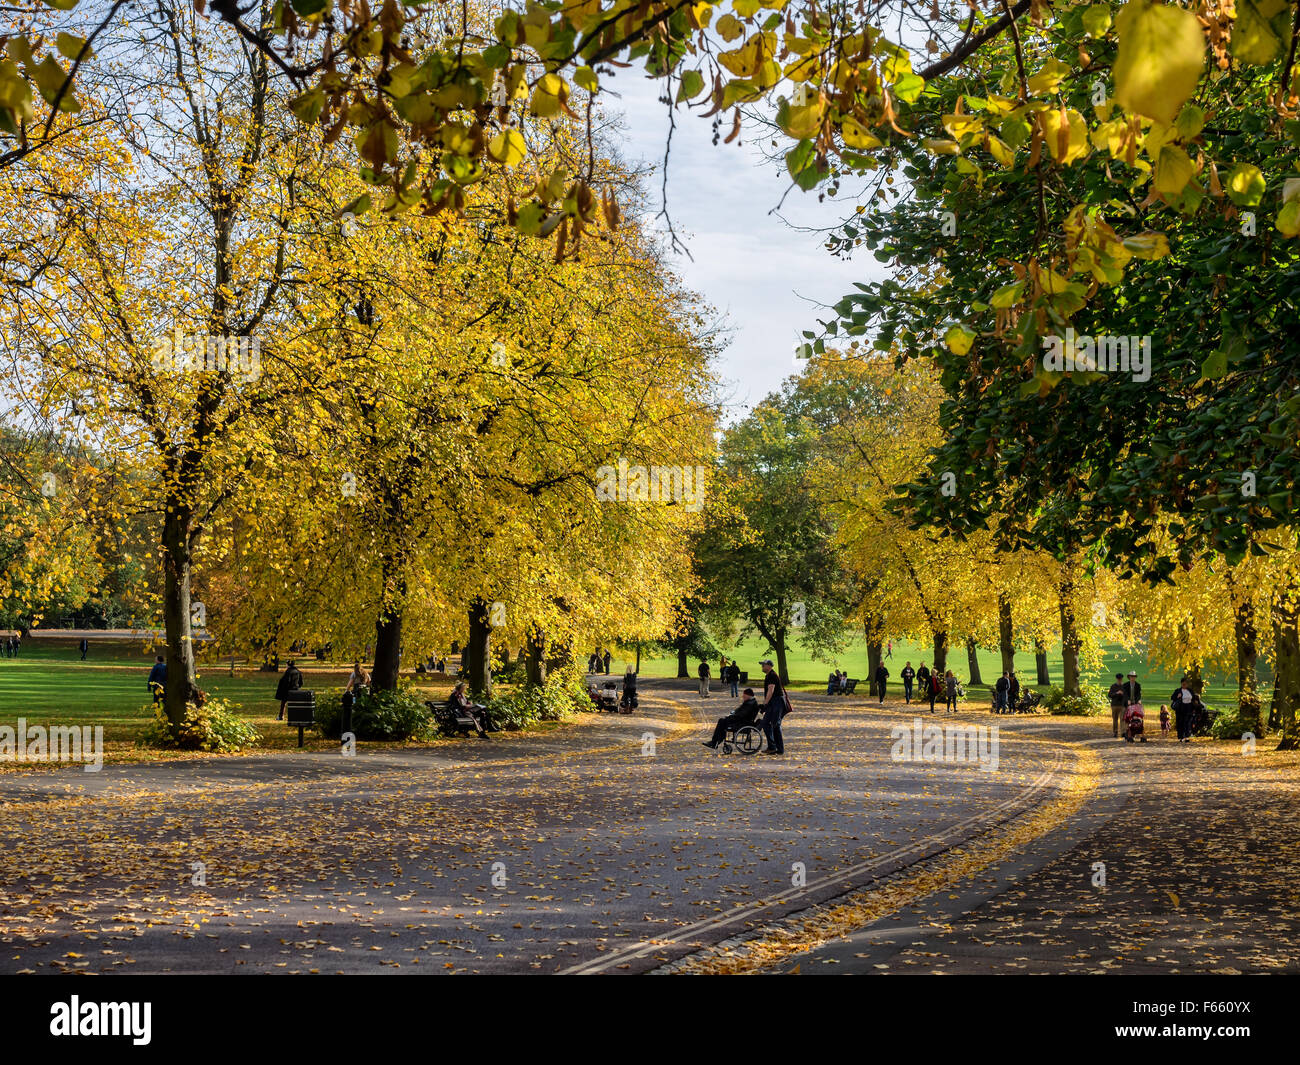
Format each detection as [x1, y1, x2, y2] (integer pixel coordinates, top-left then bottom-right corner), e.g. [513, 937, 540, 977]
[1124, 702, 1147, 742]
[1012, 689, 1042, 714]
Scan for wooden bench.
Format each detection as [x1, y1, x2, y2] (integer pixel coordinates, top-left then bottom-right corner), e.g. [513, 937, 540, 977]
[285, 689, 316, 747]
[428, 700, 482, 736]
[842, 678, 860, 695]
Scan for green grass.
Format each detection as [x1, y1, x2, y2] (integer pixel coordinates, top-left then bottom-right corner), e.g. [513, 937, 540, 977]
[619, 629, 1267, 711]
[0, 637, 452, 752]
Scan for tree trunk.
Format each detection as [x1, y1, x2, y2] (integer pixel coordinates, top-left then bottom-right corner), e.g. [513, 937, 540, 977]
[1059, 580, 1082, 697]
[1271, 582, 1300, 750]
[867, 640, 882, 695]
[160, 507, 200, 727]
[1034, 637, 1050, 686]
[465, 598, 493, 699]
[676, 644, 689, 678]
[1230, 581, 1262, 734]
[932, 630, 948, 676]
[525, 626, 547, 687]
[998, 592, 1015, 673]
[775, 632, 790, 686]
[635, 643, 641, 672]
[965, 638, 982, 687]
[371, 563, 406, 691]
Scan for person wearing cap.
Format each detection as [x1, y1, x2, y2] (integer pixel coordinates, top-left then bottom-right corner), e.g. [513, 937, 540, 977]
[759, 659, 786, 755]
[702, 687, 761, 749]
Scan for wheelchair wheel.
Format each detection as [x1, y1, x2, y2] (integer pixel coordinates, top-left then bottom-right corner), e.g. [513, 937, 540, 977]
[734, 725, 763, 755]
[721, 742, 733, 754]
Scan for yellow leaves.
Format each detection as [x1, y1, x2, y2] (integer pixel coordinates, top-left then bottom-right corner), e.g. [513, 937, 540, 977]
[1121, 232, 1171, 259]
[487, 128, 527, 167]
[1232, 0, 1292, 66]
[1040, 108, 1090, 165]
[716, 13, 746, 42]
[776, 98, 824, 139]
[55, 33, 91, 61]
[840, 116, 882, 150]
[529, 73, 569, 118]
[1153, 144, 1195, 196]
[1082, 4, 1113, 37]
[1225, 162, 1265, 206]
[718, 35, 769, 78]
[921, 138, 960, 155]
[944, 324, 975, 355]
[990, 282, 1024, 309]
[1113, 0, 1206, 125]
[941, 112, 984, 140]
[1026, 58, 1072, 96]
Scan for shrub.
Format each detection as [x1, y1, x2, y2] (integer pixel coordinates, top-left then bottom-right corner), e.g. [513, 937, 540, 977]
[1043, 683, 1106, 717]
[140, 697, 260, 752]
[481, 665, 587, 733]
[314, 686, 432, 741]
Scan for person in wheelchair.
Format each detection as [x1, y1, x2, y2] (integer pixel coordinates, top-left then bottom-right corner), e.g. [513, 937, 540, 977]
[702, 688, 760, 749]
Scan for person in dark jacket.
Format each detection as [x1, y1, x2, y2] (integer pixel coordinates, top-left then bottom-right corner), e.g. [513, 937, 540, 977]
[1008, 671, 1021, 708]
[994, 672, 1010, 713]
[916, 663, 931, 708]
[275, 660, 304, 720]
[79, 637, 89, 661]
[1122, 671, 1142, 708]
[901, 662, 915, 703]
[1170, 678, 1202, 742]
[874, 662, 889, 704]
[448, 681, 497, 737]
[703, 688, 761, 748]
[602, 649, 611, 674]
[147, 655, 166, 704]
[1107, 673, 1127, 737]
[759, 660, 786, 755]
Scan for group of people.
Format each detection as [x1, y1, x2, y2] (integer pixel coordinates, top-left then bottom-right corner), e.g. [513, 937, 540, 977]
[2, 633, 20, 657]
[825, 669, 852, 694]
[1108, 671, 1207, 743]
[586, 649, 612, 674]
[991, 670, 1023, 712]
[896, 662, 961, 712]
[702, 659, 791, 756]
[697, 658, 743, 698]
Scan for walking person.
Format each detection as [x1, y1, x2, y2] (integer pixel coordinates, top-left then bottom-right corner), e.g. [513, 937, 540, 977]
[1008, 670, 1020, 709]
[885, 640, 893, 660]
[759, 659, 787, 755]
[79, 637, 89, 661]
[874, 661, 889, 704]
[275, 659, 304, 721]
[994, 671, 1009, 713]
[697, 659, 711, 698]
[1108, 673, 1127, 738]
[1171, 678, 1200, 742]
[916, 662, 931, 708]
[945, 670, 958, 712]
[926, 668, 939, 713]
[147, 654, 166, 705]
[728, 661, 740, 698]
[901, 661, 915, 703]
[1122, 671, 1142, 733]
[603, 649, 611, 675]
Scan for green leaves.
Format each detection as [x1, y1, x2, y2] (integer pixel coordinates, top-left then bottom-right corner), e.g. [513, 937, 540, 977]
[676, 70, 706, 102]
[1113, 0, 1205, 125]
[1082, 4, 1113, 38]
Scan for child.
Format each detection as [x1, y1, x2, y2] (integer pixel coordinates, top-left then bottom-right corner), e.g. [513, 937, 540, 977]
[1124, 701, 1147, 743]
[1158, 703, 1170, 738]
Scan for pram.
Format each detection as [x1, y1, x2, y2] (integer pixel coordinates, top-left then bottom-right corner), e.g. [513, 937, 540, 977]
[1124, 702, 1147, 742]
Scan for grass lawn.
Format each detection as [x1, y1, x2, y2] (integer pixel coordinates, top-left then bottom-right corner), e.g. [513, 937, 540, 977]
[0, 637, 457, 761]
[619, 629, 1266, 712]
[0, 627, 1267, 764]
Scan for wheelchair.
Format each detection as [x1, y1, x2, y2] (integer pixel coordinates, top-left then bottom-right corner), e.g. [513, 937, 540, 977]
[718, 721, 764, 755]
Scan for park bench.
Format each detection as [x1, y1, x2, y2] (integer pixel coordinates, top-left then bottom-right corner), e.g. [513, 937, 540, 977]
[427, 699, 481, 736]
[284, 689, 315, 748]
[843, 678, 859, 695]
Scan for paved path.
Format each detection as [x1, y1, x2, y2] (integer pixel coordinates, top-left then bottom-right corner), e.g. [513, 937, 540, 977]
[775, 722, 1300, 974]
[0, 682, 1075, 974]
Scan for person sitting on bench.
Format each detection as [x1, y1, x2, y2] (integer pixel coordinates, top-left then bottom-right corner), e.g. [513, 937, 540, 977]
[449, 682, 497, 736]
[702, 688, 760, 749]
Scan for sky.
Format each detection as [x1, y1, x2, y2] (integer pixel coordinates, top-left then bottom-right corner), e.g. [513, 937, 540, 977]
[604, 72, 891, 421]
